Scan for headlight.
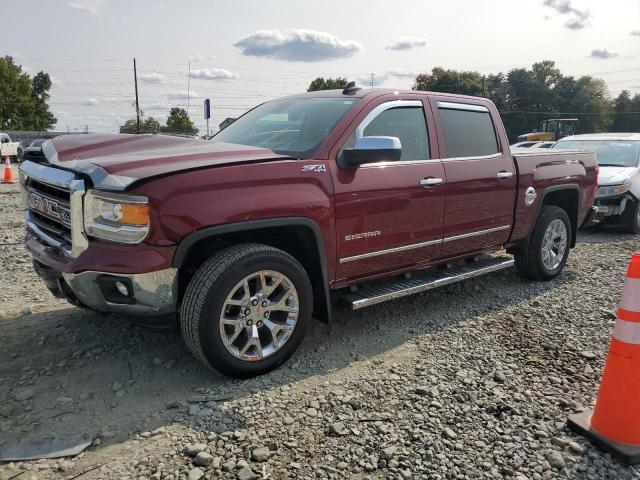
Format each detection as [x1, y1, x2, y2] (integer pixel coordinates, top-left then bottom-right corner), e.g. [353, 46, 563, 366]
[84, 190, 150, 244]
[596, 183, 630, 198]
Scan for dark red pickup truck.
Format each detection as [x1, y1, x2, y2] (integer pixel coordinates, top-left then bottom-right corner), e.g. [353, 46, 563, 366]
[19, 86, 598, 377]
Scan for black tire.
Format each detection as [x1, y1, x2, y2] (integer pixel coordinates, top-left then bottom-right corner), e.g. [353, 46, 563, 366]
[622, 200, 640, 234]
[515, 205, 572, 281]
[180, 243, 313, 378]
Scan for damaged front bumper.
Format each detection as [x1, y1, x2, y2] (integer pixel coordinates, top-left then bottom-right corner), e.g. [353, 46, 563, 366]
[587, 193, 635, 226]
[33, 260, 177, 316]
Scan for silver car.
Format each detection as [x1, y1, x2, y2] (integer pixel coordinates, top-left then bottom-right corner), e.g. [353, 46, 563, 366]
[553, 133, 640, 233]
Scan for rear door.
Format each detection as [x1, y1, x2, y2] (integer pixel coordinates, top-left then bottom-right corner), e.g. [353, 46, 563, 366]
[429, 98, 516, 258]
[330, 97, 446, 284]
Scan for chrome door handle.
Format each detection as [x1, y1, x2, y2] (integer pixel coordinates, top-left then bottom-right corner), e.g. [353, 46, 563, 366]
[419, 178, 444, 187]
[496, 171, 514, 179]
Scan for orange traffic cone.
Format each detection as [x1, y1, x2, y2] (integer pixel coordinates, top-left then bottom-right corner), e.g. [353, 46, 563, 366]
[3, 156, 16, 184]
[568, 253, 640, 464]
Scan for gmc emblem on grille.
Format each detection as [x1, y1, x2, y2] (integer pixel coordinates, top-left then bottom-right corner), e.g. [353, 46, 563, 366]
[27, 191, 71, 227]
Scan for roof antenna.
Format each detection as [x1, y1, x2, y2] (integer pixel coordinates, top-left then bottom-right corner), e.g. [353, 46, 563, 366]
[342, 81, 361, 95]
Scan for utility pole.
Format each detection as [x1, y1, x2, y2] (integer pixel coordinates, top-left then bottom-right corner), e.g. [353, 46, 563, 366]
[187, 60, 191, 115]
[482, 75, 486, 97]
[370, 73, 375, 89]
[133, 58, 141, 134]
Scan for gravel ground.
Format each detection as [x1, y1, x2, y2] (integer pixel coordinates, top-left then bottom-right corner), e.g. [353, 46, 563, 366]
[1, 182, 640, 480]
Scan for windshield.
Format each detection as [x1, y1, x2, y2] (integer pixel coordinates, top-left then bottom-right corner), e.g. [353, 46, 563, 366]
[553, 140, 640, 167]
[29, 140, 44, 147]
[212, 97, 358, 159]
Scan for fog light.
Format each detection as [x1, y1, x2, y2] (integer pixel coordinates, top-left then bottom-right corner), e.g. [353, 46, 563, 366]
[115, 281, 130, 297]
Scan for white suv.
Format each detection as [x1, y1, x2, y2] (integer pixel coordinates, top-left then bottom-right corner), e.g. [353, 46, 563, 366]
[554, 133, 640, 233]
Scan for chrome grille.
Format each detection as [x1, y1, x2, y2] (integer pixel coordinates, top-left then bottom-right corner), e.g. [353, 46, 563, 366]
[19, 161, 88, 258]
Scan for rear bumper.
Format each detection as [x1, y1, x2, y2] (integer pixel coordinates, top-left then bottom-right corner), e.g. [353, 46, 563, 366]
[33, 260, 177, 317]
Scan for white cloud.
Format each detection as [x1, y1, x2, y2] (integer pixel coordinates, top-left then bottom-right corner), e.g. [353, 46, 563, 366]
[387, 68, 418, 79]
[190, 68, 237, 80]
[67, 0, 108, 15]
[589, 48, 619, 59]
[355, 69, 419, 87]
[167, 90, 202, 100]
[631, 31, 640, 37]
[234, 29, 362, 62]
[139, 72, 168, 85]
[386, 37, 429, 51]
[50, 76, 64, 87]
[83, 98, 99, 105]
[542, 0, 590, 30]
[189, 53, 215, 62]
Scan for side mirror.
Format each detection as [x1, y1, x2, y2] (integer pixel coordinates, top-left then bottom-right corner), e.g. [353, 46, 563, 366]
[342, 136, 402, 167]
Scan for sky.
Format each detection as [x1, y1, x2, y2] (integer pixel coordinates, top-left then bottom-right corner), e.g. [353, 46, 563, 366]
[3, 0, 640, 134]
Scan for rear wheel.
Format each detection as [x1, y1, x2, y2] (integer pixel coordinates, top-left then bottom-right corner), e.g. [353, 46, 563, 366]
[180, 244, 313, 378]
[515, 206, 571, 281]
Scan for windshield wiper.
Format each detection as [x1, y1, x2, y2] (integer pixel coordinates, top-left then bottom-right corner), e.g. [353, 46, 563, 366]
[598, 163, 626, 167]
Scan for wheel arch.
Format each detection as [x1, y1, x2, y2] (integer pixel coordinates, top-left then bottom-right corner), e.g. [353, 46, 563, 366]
[508, 183, 580, 255]
[540, 184, 580, 247]
[172, 218, 332, 323]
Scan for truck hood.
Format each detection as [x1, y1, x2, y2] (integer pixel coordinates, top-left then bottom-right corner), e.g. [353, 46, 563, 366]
[41, 133, 293, 190]
[598, 165, 638, 186]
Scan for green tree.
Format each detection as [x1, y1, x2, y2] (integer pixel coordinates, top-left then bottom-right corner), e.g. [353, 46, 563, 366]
[412, 61, 618, 142]
[162, 108, 198, 135]
[119, 116, 161, 134]
[612, 90, 640, 132]
[30, 71, 56, 130]
[0, 56, 56, 130]
[413, 67, 485, 96]
[307, 77, 348, 92]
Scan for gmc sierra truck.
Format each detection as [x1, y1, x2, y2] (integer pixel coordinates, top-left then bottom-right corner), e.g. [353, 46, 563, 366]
[19, 86, 598, 378]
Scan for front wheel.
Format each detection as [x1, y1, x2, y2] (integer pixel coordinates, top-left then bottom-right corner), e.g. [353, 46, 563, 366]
[622, 200, 640, 234]
[180, 244, 313, 378]
[515, 205, 572, 281]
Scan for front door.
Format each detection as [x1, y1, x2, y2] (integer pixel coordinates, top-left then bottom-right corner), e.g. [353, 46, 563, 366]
[429, 97, 516, 258]
[331, 97, 446, 284]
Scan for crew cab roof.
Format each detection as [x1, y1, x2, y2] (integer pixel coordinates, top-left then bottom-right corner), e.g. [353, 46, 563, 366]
[279, 88, 496, 104]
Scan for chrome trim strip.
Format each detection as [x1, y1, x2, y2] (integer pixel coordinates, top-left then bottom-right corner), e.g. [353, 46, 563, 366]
[19, 160, 77, 189]
[356, 100, 423, 140]
[339, 225, 511, 263]
[442, 225, 511, 243]
[339, 238, 442, 264]
[437, 101, 489, 113]
[441, 153, 502, 162]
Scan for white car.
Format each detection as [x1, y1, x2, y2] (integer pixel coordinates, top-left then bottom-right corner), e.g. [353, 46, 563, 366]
[510, 141, 539, 149]
[531, 141, 555, 149]
[553, 133, 640, 233]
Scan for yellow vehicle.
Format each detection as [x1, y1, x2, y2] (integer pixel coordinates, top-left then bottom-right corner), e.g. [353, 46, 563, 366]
[517, 118, 578, 142]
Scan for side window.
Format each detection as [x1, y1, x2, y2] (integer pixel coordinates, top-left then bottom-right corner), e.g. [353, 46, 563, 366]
[439, 107, 499, 158]
[363, 107, 430, 161]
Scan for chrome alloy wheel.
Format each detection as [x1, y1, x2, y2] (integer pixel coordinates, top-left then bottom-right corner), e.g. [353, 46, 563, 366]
[219, 270, 299, 361]
[541, 219, 568, 271]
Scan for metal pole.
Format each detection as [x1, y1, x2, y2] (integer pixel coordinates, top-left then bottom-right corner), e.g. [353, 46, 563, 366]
[134, 58, 141, 134]
[206, 118, 210, 138]
[187, 60, 191, 115]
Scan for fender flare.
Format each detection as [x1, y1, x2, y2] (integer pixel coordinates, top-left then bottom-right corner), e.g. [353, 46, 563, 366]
[172, 217, 332, 322]
[527, 183, 581, 248]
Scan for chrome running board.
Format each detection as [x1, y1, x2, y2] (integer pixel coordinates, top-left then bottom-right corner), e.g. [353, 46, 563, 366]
[338, 255, 515, 310]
